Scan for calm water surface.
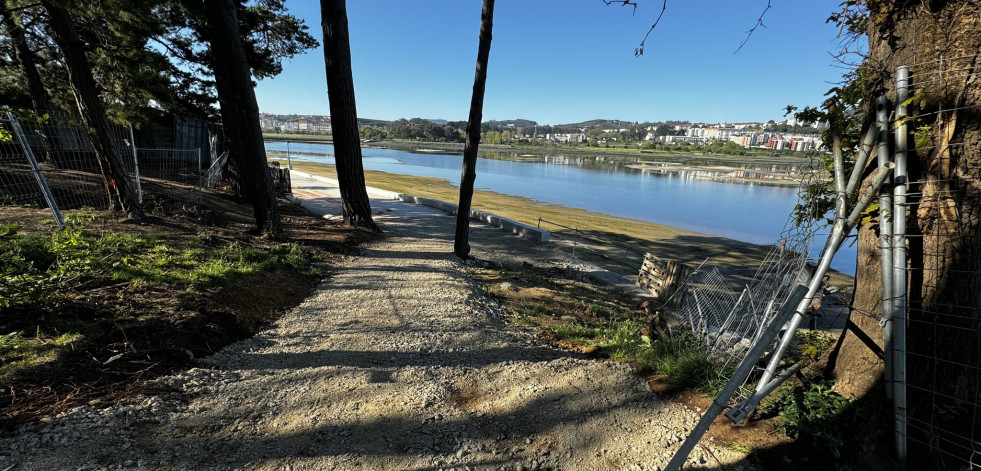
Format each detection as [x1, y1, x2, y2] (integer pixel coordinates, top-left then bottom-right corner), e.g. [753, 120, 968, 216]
[266, 141, 855, 274]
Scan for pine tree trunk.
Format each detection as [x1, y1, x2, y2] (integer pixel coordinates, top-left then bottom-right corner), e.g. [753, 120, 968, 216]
[835, 2, 981, 467]
[203, 0, 281, 236]
[41, 0, 144, 221]
[454, 0, 494, 260]
[1, 1, 52, 114]
[320, 0, 377, 231]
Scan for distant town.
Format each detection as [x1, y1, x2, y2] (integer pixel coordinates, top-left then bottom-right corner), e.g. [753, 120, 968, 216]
[260, 114, 826, 153]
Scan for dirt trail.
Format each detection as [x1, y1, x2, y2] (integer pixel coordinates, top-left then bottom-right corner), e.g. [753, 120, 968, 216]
[0, 193, 755, 470]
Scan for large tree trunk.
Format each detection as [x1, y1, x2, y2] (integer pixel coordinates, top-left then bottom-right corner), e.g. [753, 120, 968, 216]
[454, 0, 494, 259]
[40, 0, 144, 221]
[835, 2, 981, 468]
[319, 0, 377, 231]
[1, 0, 61, 167]
[203, 0, 281, 236]
[1, 0, 52, 114]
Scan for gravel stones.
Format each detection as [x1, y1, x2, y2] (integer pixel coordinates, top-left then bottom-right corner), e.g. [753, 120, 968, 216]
[0, 205, 754, 470]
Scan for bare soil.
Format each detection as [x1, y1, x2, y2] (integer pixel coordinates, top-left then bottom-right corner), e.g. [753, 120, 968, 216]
[0, 188, 377, 433]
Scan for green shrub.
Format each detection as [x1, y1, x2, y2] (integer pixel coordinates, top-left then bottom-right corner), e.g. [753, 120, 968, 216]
[761, 378, 859, 460]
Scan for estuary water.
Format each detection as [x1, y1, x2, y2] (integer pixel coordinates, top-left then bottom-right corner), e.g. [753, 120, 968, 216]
[265, 141, 855, 275]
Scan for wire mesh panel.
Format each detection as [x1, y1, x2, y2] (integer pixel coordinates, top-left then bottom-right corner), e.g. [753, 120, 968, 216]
[657, 165, 819, 409]
[1, 109, 212, 217]
[0, 117, 47, 208]
[900, 55, 981, 470]
[9, 109, 127, 211]
[132, 148, 203, 211]
[664, 242, 811, 368]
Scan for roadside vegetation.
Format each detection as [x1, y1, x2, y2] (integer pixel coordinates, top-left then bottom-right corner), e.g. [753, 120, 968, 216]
[465, 255, 858, 468]
[0, 192, 372, 430]
[465, 258, 730, 391]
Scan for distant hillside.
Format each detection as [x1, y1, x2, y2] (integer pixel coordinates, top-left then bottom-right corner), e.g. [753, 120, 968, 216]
[357, 118, 393, 127]
[483, 119, 538, 128]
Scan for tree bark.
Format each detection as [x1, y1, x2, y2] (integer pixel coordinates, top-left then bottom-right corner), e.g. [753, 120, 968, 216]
[453, 0, 494, 259]
[319, 0, 377, 231]
[40, 0, 144, 221]
[203, 0, 281, 236]
[1, 0, 52, 114]
[835, 2, 981, 467]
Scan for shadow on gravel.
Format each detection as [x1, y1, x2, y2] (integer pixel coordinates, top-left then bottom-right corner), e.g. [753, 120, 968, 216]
[152, 383, 655, 469]
[229, 346, 576, 370]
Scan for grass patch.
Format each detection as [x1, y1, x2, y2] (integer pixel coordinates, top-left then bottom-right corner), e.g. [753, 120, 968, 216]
[0, 213, 325, 385]
[637, 335, 728, 390]
[0, 330, 82, 381]
[2, 217, 324, 310]
[469, 261, 727, 392]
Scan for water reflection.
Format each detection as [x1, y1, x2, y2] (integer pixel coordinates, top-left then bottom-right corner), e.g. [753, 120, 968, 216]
[265, 141, 854, 274]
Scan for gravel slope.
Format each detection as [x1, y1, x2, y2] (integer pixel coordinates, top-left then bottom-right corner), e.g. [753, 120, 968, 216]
[0, 203, 754, 471]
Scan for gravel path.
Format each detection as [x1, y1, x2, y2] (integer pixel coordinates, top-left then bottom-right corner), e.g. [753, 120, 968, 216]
[0, 193, 755, 470]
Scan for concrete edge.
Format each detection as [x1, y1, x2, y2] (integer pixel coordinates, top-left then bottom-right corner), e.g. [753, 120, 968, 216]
[288, 170, 550, 242]
[394, 194, 550, 243]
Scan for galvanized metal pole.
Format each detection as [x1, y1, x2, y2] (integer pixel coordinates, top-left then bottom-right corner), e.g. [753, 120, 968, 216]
[196, 147, 203, 203]
[7, 112, 64, 227]
[892, 65, 910, 461]
[128, 124, 143, 203]
[844, 125, 880, 197]
[744, 163, 895, 411]
[877, 95, 895, 398]
[572, 227, 579, 259]
[664, 284, 809, 471]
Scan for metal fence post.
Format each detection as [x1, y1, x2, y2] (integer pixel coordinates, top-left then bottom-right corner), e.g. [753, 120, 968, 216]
[893, 64, 910, 462]
[572, 227, 579, 259]
[128, 124, 143, 203]
[877, 95, 895, 398]
[664, 284, 809, 471]
[6, 112, 64, 228]
[196, 147, 203, 203]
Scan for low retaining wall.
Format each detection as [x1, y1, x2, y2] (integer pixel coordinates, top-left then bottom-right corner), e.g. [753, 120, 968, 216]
[288, 171, 549, 242]
[395, 194, 550, 243]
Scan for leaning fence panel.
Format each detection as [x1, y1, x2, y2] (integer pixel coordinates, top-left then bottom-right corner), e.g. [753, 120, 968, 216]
[1, 112, 111, 212]
[1, 117, 47, 208]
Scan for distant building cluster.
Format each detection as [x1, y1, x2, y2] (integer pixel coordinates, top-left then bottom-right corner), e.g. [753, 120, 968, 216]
[257, 113, 827, 153]
[546, 133, 587, 143]
[660, 122, 825, 152]
[260, 114, 332, 134]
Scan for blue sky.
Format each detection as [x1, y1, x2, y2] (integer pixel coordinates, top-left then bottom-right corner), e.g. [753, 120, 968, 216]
[253, 0, 850, 125]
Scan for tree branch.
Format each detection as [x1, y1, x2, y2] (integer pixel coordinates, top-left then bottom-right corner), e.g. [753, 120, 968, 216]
[601, 0, 665, 56]
[601, 0, 638, 15]
[734, 0, 771, 53]
[634, 0, 666, 56]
